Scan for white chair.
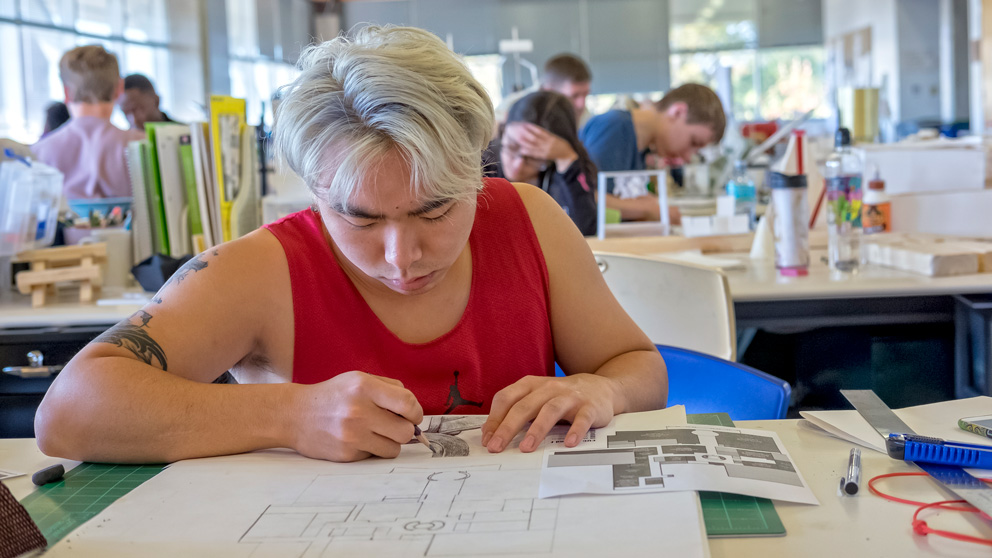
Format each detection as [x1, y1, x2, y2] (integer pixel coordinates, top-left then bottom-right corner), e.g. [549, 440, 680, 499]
[593, 251, 736, 361]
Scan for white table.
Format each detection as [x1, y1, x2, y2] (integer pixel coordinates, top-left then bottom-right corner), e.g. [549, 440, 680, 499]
[3, 420, 990, 557]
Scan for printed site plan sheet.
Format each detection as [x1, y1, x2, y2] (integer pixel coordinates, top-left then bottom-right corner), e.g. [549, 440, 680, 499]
[539, 422, 820, 505]
[44, 407, 711, 558]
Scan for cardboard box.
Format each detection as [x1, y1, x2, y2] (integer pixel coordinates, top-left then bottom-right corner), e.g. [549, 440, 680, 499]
[856, 138, 989, 195]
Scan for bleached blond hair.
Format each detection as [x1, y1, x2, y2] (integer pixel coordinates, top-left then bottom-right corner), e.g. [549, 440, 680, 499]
[274, 25, 495, 209]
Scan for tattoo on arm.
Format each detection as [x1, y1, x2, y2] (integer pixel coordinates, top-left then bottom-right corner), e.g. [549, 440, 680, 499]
[94, 310, 169, 370]
[153, 249, 219, 304]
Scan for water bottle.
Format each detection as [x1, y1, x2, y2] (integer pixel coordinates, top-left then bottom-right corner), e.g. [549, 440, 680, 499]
[824, 128, 863, 272]
[726, 160, 757, 229]
[768, 171, 809, 275]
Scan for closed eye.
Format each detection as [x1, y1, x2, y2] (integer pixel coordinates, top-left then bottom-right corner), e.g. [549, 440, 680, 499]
[422, 204, 453, 222]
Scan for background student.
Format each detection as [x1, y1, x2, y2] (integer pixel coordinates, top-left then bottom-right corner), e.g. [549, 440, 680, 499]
[580, 83, 726, 222]
[31, 45, 144, 201]
[486, 90, 598, 236]
[495, 53, 593, 133]
[118, 73, 178, 131]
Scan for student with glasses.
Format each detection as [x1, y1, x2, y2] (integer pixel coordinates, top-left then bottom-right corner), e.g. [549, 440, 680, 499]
[486, 91, 598, 236]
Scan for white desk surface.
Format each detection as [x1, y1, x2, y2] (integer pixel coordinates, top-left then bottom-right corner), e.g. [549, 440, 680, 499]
[3, 420, 990, 557]
[721, 250, 992, 302]
[0, 288, 146, 329]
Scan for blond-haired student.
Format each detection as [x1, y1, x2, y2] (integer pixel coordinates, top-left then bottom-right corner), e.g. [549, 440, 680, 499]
[32, 45, 144, 200]
[36, 26, 667, 464]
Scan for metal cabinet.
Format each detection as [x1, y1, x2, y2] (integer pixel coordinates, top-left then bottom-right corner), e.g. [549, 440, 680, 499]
[0, 323, 112, 438]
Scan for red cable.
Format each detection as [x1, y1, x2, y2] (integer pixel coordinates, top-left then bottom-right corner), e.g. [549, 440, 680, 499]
[868, 472, 992, 546]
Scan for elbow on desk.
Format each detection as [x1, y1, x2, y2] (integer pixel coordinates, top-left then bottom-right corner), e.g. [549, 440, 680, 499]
[34, 392, 83, 460]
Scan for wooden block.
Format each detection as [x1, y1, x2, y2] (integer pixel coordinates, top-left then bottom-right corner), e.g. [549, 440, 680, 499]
[864, 240, 980, 276]
[14, 243, 107, 264]
[31, 285, 45, 308]
[15, 264, 102, 293]
[79, 280, 93, 303]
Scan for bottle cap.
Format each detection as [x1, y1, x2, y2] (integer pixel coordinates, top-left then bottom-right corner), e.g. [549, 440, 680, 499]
[835, 127, 852, 147]
[768, 171, 807, 189]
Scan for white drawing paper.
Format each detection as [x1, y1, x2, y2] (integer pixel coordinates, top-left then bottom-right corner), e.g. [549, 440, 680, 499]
[800, 396, 992, 480]
[540, 424, 819, 505]
[43, 408, 707, 557]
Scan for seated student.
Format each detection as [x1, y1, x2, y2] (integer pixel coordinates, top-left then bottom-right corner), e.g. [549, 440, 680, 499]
[485, 91, 597, 236]
[493, 53, 592, 134]
[118, 74, 178, 131]
[36, 26, 667, 464]
[580, 84, 726, 222]
[32, 45, 144, 200]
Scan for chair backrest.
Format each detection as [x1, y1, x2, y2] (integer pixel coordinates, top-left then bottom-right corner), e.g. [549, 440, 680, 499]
[594, 251, 736, 361]
[659, 344, 791, 420]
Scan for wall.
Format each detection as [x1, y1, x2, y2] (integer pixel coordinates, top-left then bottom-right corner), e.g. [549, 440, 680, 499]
[342, 0, 672, 97]
[822, 0, 900, 131]
[897, 0, 941, 123]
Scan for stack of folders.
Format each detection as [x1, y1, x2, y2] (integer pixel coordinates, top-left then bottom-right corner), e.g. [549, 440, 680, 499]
[125, 95, 263, 261]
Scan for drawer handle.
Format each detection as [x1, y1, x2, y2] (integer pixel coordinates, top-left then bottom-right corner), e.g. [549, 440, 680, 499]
[2, 350, 63, 379]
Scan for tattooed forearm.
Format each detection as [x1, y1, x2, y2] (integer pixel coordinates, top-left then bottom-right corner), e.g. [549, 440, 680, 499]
[94, 310, 168, 370]
[153, 249, 219, 304]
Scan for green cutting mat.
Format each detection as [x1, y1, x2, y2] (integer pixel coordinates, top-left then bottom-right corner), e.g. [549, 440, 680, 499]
[687, 413, 786, 538]
[20, 462, 165, 546]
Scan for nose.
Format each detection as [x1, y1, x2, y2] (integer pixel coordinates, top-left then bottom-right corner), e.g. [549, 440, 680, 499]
[383, 222, 422, 273]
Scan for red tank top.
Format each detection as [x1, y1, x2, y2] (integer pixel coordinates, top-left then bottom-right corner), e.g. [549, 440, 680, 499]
[264, 178, 554, 415]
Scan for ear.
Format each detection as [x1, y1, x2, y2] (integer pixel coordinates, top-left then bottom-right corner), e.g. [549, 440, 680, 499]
[114, 78, 125, 100]
[63, 85, 71, 103]
[664, 101, 688, 121]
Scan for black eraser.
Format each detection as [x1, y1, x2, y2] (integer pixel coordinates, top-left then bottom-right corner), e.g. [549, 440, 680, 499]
[32, 464, 65, 486]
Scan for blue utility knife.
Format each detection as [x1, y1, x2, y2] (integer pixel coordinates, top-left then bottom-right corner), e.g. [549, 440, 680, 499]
[886, 434, 992, 469]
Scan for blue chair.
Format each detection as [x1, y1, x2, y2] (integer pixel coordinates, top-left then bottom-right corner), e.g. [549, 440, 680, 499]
[659, 344, 791, 420]
[554, 344, 791, 420]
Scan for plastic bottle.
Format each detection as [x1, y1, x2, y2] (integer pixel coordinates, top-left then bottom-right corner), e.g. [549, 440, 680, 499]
[768, 171, 809, 275]
[824, 128, 863, 272]
[726, 160, 757, 229]
[862, 168, 891, 235]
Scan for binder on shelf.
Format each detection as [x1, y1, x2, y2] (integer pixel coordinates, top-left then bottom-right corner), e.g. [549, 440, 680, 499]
[230, 125, 261, 239]
[137, 138, 169, 256]
[149, 123, 192, 257]
[125, 140, 154, 263]
[209, 95, 246, 243]
[190, 122, 220, 248]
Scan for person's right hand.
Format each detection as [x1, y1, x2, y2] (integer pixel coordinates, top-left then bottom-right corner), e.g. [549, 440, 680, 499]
[290, 371, 424, 462]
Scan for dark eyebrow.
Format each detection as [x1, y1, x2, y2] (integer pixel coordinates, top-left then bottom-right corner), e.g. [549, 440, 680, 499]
[409, 198, 453, 216]
[329, 198, 452, 219]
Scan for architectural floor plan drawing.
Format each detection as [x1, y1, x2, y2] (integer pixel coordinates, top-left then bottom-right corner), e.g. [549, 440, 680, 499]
[44, 409, 708, 558]
[540, 425, 819, 505]
[241, 464, 559, 557]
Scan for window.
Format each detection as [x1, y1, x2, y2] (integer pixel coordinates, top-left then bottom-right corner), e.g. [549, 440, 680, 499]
[225, 0, 304, 127]
[668, 0, 827, 122]
[0, 0, 201, 143]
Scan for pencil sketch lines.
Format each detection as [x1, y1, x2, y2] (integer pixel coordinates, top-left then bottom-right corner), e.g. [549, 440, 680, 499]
[238, 465, 559, 557]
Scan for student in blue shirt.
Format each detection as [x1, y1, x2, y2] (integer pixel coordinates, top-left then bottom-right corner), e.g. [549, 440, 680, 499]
[580, 84, 726, 221]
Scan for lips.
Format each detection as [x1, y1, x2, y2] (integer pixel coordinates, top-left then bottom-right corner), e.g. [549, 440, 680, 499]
[386, 271, 435, 292]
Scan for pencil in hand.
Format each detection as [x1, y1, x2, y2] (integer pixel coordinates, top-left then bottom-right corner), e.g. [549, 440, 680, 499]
[414, 425, 434, 453]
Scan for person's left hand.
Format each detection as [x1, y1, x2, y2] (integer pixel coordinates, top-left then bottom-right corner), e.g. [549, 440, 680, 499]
[504, 122, 577, 169]
[480, 374, 621, 453]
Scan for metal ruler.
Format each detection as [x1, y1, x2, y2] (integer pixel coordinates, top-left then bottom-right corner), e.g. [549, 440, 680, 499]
[840, 390, 992, 516]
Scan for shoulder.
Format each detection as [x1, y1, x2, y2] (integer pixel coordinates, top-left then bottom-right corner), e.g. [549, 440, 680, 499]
[581, 110, 630, 141]
[507, 182, 581, 253]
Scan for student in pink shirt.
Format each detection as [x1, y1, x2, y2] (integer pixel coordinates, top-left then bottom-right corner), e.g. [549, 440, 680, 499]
[32, 45, 144, 200]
